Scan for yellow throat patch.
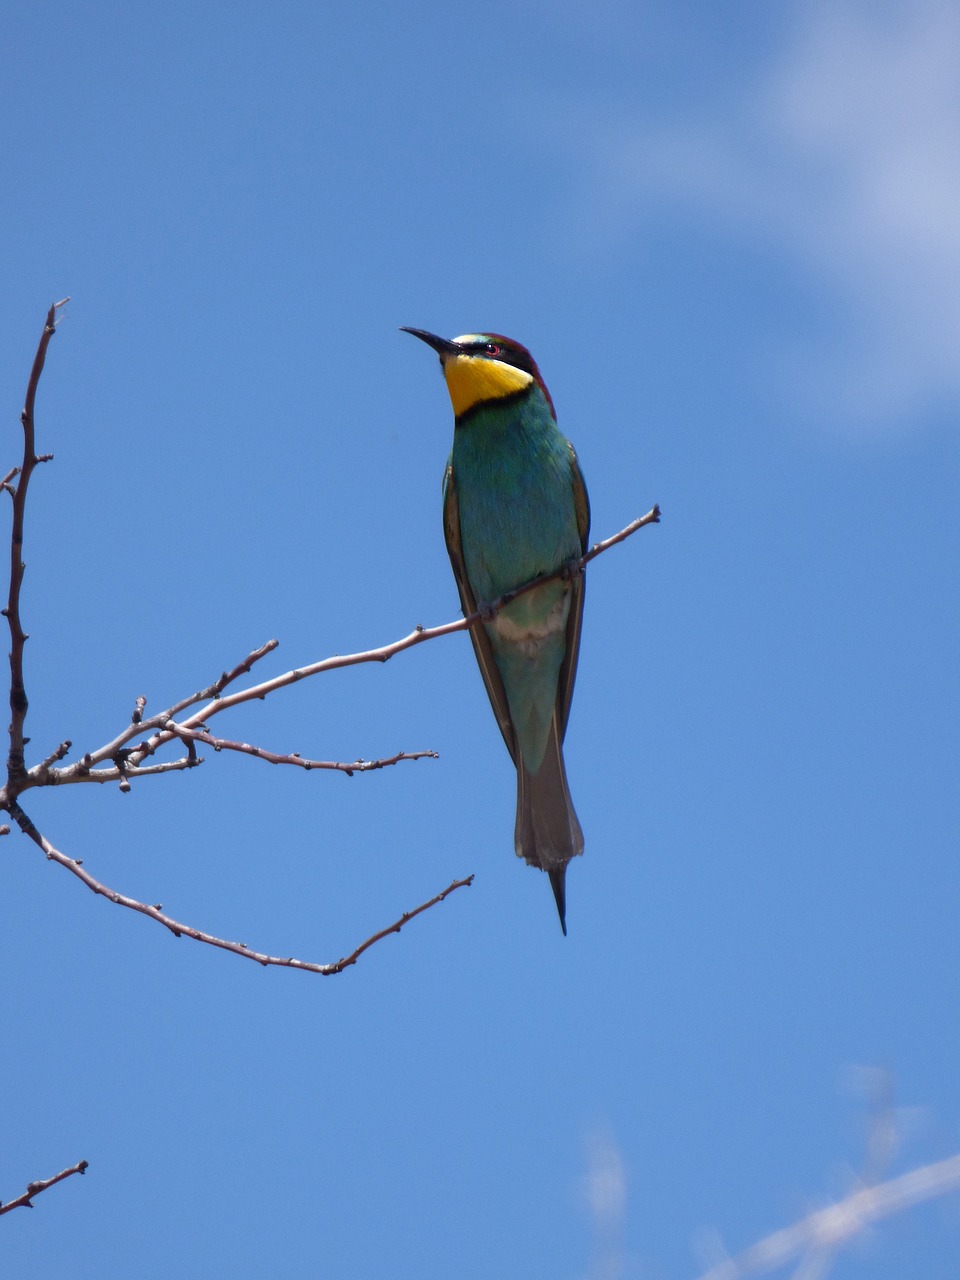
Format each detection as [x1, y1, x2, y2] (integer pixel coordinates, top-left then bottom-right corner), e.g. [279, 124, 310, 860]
[442, 353, 533, 417]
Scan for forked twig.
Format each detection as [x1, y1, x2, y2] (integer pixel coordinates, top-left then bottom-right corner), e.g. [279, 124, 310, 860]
[10, 799, 471, 976]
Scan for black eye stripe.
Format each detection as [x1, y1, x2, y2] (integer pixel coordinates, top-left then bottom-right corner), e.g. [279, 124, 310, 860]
[466, 341, 536, 376]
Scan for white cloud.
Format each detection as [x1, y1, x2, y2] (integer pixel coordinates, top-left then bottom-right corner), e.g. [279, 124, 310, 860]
[562, 1, 960, 432]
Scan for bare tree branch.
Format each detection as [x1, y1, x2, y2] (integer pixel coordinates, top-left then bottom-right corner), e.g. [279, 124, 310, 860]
[4, 299, 69, 786]
[58, 504, 662, 785]
[0, 1159, 88, 1216]
[2, 506, 658, 800]
[0, 309, 475, 979]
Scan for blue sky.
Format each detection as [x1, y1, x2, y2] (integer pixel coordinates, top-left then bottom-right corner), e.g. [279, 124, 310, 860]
[3, 2, 959, 1276]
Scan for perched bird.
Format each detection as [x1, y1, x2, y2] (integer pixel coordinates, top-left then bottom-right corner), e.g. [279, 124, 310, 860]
[402, 328, 590, 933]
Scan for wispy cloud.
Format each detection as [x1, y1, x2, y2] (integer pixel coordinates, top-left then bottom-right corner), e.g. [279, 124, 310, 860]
[557, 1, 960, 432]
[577, 1124, 628, 1280]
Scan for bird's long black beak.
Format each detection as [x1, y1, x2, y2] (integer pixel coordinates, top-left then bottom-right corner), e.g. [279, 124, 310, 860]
[400, 327, 461, 358]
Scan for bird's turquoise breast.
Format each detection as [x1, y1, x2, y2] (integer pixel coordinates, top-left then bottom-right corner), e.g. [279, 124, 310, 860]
[451, 387, 581, 772]
[451, 389, 581, 604]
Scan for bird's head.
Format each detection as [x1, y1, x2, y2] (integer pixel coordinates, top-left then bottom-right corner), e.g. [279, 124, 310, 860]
[401, 328, 555, 419]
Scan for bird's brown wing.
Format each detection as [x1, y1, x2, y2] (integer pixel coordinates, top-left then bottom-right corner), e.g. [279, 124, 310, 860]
[556, 442, 591, 739]
[442, 462, 518, 764]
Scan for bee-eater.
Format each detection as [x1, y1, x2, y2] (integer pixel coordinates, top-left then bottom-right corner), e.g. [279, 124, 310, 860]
[402, 328, 590, 934]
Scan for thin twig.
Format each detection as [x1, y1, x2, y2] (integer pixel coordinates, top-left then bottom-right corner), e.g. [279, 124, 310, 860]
[34, 739, 71, 778]
[5, 299, 69, 785]
[164, 722, 439, 776]
[8, 799, 472, 975]
[582, 505, 662, 567]
[326, 874, 475, 972]
[0, 1159, 88, 1216]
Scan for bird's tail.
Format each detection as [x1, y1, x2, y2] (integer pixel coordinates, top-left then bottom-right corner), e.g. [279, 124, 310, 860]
[515, 718, 583, 936]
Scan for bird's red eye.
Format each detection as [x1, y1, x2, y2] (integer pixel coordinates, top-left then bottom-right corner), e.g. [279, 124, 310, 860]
[485, 342, 502, 356]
